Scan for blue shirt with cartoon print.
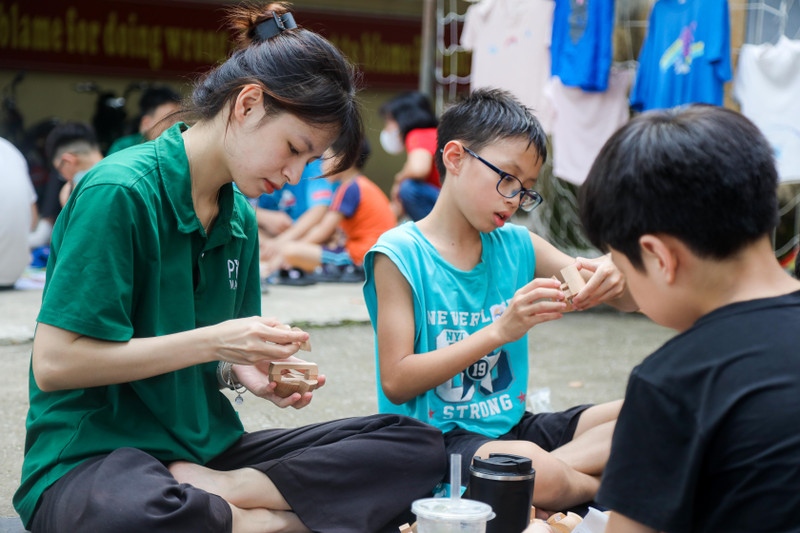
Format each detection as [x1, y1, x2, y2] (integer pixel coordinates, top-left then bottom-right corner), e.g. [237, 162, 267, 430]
[630, 0, 732, 111]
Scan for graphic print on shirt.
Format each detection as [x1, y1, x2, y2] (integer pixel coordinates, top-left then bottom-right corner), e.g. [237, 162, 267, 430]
[659, 22, 704, 74]
[569, 0, 589, 43]
[433, 300, 516, 422]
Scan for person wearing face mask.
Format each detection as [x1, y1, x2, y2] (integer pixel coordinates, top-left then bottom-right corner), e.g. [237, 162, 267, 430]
[379, 91, 440, 221]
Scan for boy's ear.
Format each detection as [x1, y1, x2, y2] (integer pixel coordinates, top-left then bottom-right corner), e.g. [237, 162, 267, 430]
[233, 84, 265, 123]
[639, 234, 678, 284]
[441, 140, 465, 176]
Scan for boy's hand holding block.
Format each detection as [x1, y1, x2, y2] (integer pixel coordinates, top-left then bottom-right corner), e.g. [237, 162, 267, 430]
[549, 265, 586, 312]
[559, 265, 586, 301]
[268, 362, 319, 398]
[556, 265, 586, 312]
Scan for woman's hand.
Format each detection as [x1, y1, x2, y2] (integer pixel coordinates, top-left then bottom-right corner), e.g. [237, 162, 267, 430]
[233, 357, 327, 409]
[493, 277, 566, 343]
[570, 255, 627, 311]
[211, 317, 310, 365]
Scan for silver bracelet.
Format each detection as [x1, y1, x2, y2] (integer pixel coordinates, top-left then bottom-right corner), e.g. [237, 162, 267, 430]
[216, 361, 247, 404]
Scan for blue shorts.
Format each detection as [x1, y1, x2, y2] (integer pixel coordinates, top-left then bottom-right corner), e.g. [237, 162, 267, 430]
[320, 245, 353, 267]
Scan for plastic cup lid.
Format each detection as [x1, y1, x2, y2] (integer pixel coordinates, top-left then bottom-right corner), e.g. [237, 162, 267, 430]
[412, 498, 494, 522]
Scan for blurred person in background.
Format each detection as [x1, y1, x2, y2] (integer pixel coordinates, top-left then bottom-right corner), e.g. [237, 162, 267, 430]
[0, 136, 37, 288]
[379, 91, 440, 221]
[107, 85, 182, 154]
[45, 122, 104, 209]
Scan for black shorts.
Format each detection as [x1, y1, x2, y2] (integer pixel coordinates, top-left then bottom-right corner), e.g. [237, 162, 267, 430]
[444, 405, 592, 481]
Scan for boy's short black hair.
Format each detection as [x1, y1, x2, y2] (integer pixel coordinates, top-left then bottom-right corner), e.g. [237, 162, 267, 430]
[434, 88, 547, 179]
[45, 122, 99, 163]
[579, 104, 779, 270]
[379, 91, 437, 141]
[138, 86, 181, 117]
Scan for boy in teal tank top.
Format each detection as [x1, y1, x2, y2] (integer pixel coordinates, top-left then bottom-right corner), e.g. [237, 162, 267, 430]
[364, 89, 639, 513]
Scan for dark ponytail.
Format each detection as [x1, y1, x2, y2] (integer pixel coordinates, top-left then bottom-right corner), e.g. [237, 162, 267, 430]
[190, 2, 363, 174]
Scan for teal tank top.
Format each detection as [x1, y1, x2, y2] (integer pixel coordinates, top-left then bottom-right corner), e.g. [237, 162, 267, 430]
[363, 221, 536, 437]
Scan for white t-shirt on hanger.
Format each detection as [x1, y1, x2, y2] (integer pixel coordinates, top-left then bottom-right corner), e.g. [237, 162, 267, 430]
[546, 67, 633, 186]
[461, 0, 555, 132]
[734, 35, 800, 183]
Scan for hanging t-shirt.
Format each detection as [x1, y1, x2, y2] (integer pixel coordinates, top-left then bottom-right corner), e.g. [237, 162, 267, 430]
[547, 68, 633, 185]
[630, 0, 732, 111]
[734, 36, 800, 182]
[461, 0, 555, 132]
[551, 0, 615, 91]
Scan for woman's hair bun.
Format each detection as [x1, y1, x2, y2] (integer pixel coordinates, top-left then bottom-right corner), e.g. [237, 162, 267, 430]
[226, 2, 296, 49]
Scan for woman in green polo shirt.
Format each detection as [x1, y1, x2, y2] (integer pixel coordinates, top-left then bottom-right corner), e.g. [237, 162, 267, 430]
[14, 4, 445, 533]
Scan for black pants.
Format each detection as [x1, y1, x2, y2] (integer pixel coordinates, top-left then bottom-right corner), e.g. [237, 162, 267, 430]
[30, 414, 446, 533]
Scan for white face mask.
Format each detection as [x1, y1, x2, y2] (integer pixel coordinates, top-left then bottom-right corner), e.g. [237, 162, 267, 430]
[380, 128, 405, 155]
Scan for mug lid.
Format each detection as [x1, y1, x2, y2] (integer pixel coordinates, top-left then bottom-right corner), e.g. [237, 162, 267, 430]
[470, 453, 535, 476]
[412, 497, 494, 522]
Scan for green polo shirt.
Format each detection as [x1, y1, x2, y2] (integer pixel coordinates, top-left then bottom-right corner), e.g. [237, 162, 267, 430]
[106, 131, 145, 155]
[14, 123, 261, 527]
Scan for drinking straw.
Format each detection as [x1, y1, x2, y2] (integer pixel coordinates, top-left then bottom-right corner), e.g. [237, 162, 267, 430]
[450, 453, 461, 500]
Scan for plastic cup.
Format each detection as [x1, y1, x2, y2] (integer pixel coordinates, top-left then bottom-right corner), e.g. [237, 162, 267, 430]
[412, 497, 495, 533]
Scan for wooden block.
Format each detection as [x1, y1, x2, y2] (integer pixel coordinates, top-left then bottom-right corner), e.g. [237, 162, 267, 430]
[268, 362, 319, 398]
[546, 511, 583, 533]
[559, 265, 586, 301]
[551, 276, 575, 312]
[398, 523, 417, 533]
[276, 324, 312, 351]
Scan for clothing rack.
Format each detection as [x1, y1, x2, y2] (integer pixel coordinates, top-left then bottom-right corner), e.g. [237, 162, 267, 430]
[746, 0, 798, 44]
[433, 0, 471, 115]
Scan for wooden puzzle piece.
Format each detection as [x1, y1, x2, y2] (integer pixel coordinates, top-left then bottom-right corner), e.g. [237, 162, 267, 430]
[398, 523, 417, 533]
[276, 323, 312, 351]
[268, 362, 319, 398]
[559, 264, 586, 301]
[546, 511, 583, 533]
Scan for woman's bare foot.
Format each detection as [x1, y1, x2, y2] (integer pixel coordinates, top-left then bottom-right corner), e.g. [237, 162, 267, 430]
[169, 461, 290, 510]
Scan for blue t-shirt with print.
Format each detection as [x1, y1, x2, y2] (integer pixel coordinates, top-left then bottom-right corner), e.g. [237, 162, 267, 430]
[630, 0, 732, 111]
[551, 0, 615, 91]
[363, 222, 536, 438]
[256, 160, 332, 220]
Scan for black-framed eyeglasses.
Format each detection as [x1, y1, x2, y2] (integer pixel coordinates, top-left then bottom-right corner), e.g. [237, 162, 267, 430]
[462, 147, 543, 213]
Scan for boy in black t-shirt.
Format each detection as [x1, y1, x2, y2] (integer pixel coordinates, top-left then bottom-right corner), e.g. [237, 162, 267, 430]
[577, 105, 800, 533]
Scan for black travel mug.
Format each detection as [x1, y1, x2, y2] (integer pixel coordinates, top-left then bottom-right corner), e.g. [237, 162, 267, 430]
[467, 453, 535, 533]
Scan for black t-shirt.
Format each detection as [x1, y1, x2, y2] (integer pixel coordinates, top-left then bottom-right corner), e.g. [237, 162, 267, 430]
[597, 290, 800, 533]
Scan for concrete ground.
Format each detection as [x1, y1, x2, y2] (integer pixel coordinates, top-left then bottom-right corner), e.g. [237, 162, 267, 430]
[0, 283, 675, 519]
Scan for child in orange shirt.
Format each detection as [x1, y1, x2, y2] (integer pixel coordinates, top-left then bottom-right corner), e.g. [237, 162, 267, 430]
[275, 139, 397, 281]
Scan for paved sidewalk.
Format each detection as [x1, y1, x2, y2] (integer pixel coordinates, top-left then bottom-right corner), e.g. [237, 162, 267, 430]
[0, 283, 676, 521]
[0, 282, 372, 346]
